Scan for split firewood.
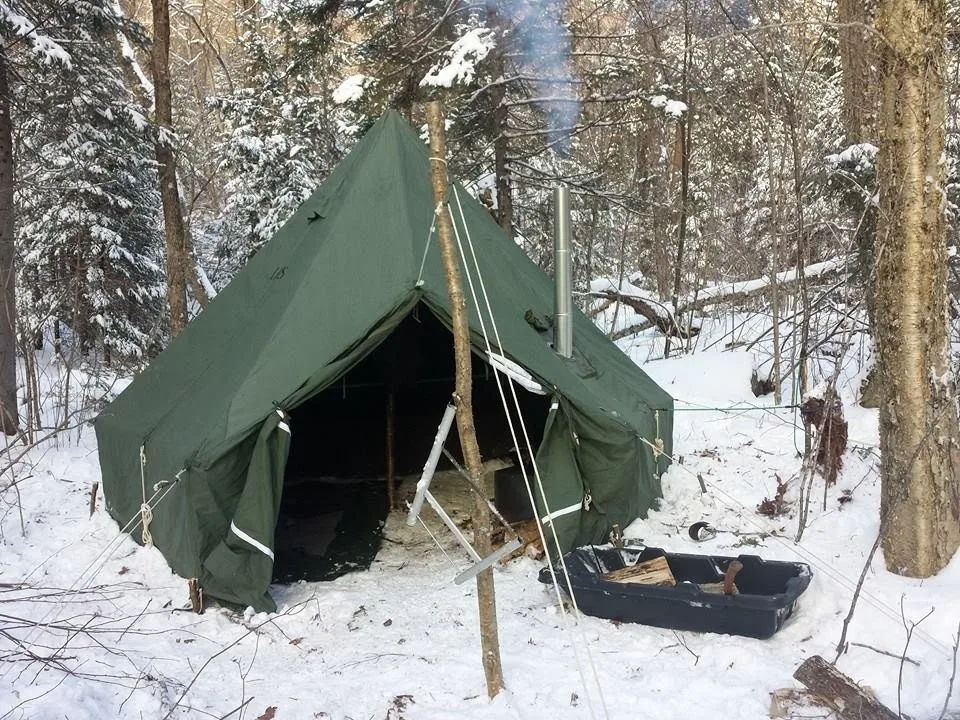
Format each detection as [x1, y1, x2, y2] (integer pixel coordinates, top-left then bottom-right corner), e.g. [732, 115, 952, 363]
[724, 559, 743, 594]
[793, 655, 898, 720]
[89, 481, 99, 517]
[768, 688, 834, 718]
[603, 555, 676, 586]
[700, 559, 743, 595]
[496, 519, 544, 564]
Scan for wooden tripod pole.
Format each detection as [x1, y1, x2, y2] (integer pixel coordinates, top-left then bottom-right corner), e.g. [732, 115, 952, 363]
[425, 100, 504, 698]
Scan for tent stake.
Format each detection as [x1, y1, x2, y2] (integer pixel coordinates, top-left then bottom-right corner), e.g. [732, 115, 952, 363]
[188, 578, 203, 614]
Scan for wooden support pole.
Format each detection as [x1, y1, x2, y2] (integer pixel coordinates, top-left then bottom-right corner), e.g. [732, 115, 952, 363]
[793, 656, 898, 720]
[425, 99, 504, 699]
[386, 391, 396, 510]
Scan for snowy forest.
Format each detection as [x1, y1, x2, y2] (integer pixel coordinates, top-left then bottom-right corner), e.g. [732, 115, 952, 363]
[2, 0, 950, 369]
[2, 0, 960, 718]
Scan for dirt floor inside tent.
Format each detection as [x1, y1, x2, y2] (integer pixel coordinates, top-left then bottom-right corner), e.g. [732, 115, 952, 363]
[384, 470, 501, 549]
[272, 468, 516, 584]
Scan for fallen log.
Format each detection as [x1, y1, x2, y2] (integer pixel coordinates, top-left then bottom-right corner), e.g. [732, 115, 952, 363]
[792, 655, 898, 720]
[591, 291, 697, 339]
[601, 255, 848, 340]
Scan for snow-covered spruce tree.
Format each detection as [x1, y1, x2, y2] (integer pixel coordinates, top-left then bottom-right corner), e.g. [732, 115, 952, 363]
[0, 1, 81, 432]
[206, 1, 345, 285]
[14, 0, 165, 365]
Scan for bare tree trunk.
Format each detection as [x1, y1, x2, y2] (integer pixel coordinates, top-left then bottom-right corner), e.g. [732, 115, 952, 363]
[151, 0, 189, 336]
[875, 0, 960, 577]
[0, 48, 19, 435]
[582, 202, 598, 315]
[664, 3, 691, 359]
[18, 334, 35, 444]
[763, 73, 783, 405]
[425, 100, 504, 699]
[113, 12, 212, 314]
[838, 0, 881, 408]
[838, 0, 879, 144]
[493, 111, 513, 235]
[488, 8, 513, 236]
[786, 107, 810, 451]
[178, 196, 211, 309]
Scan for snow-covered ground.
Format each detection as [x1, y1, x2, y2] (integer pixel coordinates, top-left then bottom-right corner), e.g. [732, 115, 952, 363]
[2, 336, 959, 719]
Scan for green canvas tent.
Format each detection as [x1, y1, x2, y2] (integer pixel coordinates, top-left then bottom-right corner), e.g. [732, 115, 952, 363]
[95, 111, 673, 612]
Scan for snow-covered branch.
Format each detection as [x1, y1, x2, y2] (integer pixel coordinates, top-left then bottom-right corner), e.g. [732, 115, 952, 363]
[0, 2, 71, 67]
[421, 28, 495, 88]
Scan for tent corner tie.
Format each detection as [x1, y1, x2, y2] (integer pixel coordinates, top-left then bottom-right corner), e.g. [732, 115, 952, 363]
[139, 445, 153, 547]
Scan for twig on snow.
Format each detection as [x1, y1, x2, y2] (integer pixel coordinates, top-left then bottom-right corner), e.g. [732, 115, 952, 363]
[898, 597, 935, 719]
[218, 696, 255, 719]
[162, 599, 311, 720]
[0, 668, 70, 720]
[833, 531, 882, 664]
[848, 642, 919, 667]
[671, 630, 700, 666]
[937, 620, 960, 720]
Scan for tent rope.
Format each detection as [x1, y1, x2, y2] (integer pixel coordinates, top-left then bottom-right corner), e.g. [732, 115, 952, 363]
[415, 512, 452, 561]
[0, 470, 183, 683]
[140, 503, 154, 546]
[139, 444, 153, 546]
[415, 214, 437, 288]
[449, 186, 609, 720]
[654, 410, 663, 458]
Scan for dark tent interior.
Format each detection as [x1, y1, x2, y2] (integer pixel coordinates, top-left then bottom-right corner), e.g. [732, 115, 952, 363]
[273, 303, 551, 583]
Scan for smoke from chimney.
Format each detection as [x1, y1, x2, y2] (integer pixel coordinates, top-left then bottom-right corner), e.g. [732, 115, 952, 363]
[492, 0, 579, 152]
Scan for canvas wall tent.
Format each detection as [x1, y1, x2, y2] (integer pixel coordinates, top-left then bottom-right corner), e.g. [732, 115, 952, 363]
[95, 111, 674, 612]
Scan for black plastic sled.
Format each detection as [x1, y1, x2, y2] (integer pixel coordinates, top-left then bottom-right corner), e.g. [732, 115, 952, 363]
[538, 545, 812, 639]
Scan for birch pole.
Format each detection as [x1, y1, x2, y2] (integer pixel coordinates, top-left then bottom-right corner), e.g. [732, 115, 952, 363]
[425, 100, 504, 698]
